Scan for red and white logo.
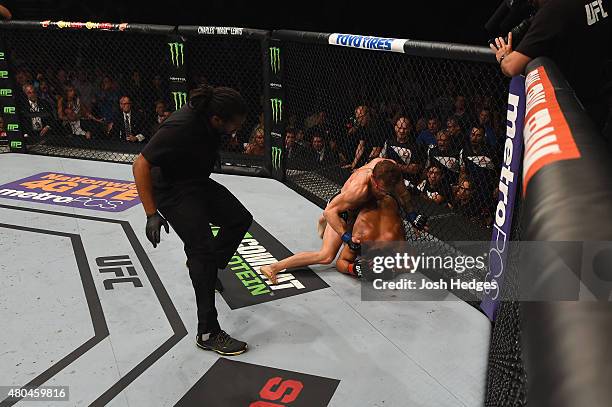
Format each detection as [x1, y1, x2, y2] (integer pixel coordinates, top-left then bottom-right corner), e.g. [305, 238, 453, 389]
[522, 67, 581, 193]
[250, 377, 304, 407]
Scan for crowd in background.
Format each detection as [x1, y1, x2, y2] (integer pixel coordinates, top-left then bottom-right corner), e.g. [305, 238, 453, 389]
[273, 95, 505, 228]
[1, 63, 504, 228]
[1, 66, 172, 144]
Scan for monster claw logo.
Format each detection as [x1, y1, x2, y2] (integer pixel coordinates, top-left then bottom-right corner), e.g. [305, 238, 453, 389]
[168, 42, 184, 67]
[172, 92, 187, 110]
[271, 98, 283, 124]
[271, 147, 283, 171]
[270, 47, 280, 74]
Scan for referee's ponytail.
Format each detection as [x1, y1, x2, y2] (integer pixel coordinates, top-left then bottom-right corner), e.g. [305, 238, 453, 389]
[189, 84, 247, 121]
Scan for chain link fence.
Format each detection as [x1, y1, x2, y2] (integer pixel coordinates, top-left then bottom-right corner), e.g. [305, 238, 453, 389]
[0, 22, 268, 173]
[0, 22, 528, 406]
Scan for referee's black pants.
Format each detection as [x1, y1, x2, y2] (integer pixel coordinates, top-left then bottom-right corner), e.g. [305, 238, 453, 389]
[158, 178, 253, 335]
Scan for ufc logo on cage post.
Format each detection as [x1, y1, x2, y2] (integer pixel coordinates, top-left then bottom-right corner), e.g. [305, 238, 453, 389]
[168, 42, 184, 67]
[250, 377, 304, 407]
[585, 0, 608, 25]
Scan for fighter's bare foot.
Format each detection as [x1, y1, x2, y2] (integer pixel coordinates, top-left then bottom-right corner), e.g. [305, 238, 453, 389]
[260, 265, 278, 285]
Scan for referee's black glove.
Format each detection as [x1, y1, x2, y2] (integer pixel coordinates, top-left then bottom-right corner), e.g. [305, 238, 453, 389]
[146, 211, 169, 248]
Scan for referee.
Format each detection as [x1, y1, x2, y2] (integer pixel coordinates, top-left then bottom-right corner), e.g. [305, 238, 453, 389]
[133, 85, 253, 355]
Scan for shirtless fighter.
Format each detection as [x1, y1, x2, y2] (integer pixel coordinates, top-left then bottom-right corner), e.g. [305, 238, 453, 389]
[261, 158, 427, 284]
[336, 193, 406, 279]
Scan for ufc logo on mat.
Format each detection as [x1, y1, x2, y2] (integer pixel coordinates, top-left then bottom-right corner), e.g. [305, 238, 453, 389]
[586, 0, 608, 25]
[249, 377, 304, 407]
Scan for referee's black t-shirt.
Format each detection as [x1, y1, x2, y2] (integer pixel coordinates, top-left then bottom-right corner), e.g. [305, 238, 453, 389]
[515, 0, 611, 103]
[141, 104, 220, 188]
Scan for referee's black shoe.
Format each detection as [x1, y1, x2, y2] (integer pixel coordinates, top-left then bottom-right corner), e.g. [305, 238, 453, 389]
[196, 331, 248, 356]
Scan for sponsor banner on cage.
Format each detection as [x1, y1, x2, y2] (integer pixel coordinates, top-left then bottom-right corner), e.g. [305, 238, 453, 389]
[0, 42, 25, 152]
[215, 221, 329, 309]
[196, 26, 244, 35]
[480, 76, 525, 321]
[175, 358, 339, 407]
[0, 172, 141, 212]
[522, 66, 581, 194]
[40, 20, 129, 31]
[328, 33, 407, 53]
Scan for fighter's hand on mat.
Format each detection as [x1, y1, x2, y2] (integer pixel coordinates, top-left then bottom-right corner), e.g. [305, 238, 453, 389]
[146, 211, 169, 248]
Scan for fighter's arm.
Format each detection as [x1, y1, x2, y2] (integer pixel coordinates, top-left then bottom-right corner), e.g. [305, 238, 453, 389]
[323, 187, 363, 238]
[336, 244, 358, 275]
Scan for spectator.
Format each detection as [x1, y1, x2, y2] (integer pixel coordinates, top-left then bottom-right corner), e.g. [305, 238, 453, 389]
[285, 127, 306, 164]
[108, 96, 147, 142]
[448, 178, 492, 227]
[93, 75, 120, 124]
[57, 85, 88, 122]
[249, 112, 264, 144]
[339, 105, 384, 170]
[0, 115, 7, 138]
[460, 126, 498, 202]
[478, 108, 497, 147]
[310, 131, 339, 167]
[415, 117, 427, 134]
[445, 116, 465, 152]
[452, 95, 472, 132]
[417, 116, 440, 147]
[20, 84, 56, 142]
[37, 81, 57, 111]
[150, 74, 167, 107]
[124, 69, 149, 111]
[150, 100, 171, 135]
[414, 165, 448, 205]
[427, 130, 460, 188]
[73, 70, 95, 109]
[62, 108, 99, 140]
[245, 127, 265, 155]
[380, 116, 425, 185]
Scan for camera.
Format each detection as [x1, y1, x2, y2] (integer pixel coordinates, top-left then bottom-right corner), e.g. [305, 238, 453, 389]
[486, 0, 536, 48]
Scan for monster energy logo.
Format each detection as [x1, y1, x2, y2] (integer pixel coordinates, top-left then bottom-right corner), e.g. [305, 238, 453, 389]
[172, 92, 187, 110]
[270, 47, 280, 74]
[168, 42, 184, 67]
[271, 98, 283, 123]
[0, 70, 8, 79]
[10, 141, 22, 149]
[271, 147, 282, 171]
[3, 106, 15, 114]
[0, 88, 12, 97]
[0, 52, 4, 60]
[7, 123, 18, 131]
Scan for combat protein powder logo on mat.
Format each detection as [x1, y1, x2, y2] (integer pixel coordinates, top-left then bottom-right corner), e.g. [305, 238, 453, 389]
[172, 92, 187, 110]
[175, 358, 339, 407]
[271, 147, 282, 171]
[168, 42, 184, 67]
[270, 47, 281, 74]
[214, 222, 328, 309]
